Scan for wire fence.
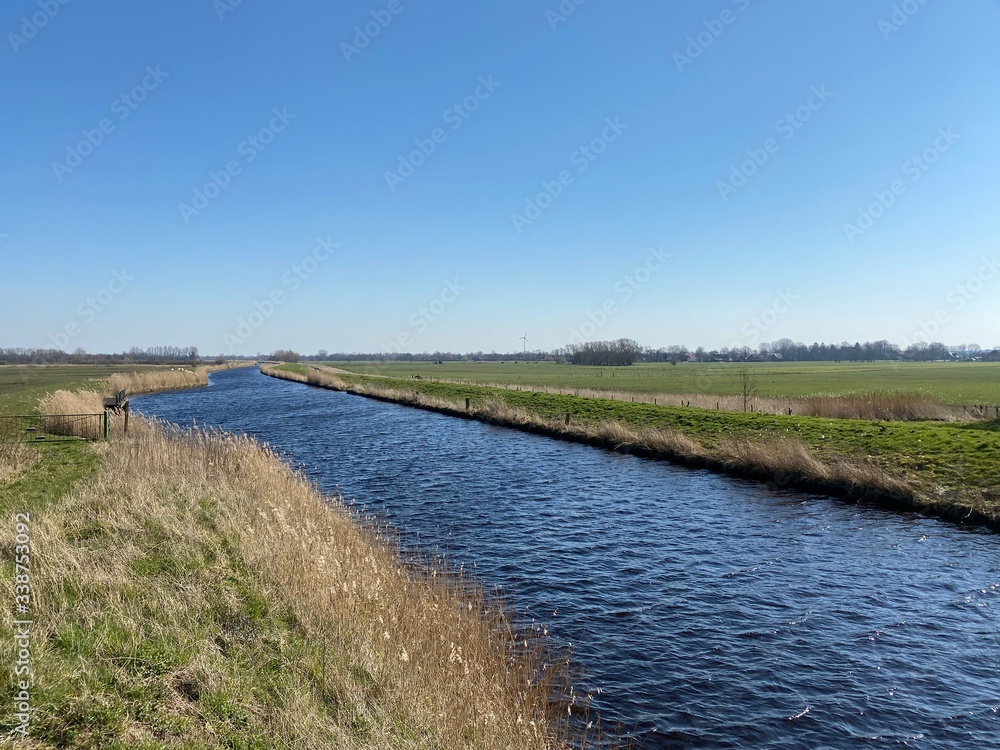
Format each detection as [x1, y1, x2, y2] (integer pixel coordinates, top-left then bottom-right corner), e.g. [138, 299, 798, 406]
[962, 404, 1000, 421]
[0, 414, 105, 442]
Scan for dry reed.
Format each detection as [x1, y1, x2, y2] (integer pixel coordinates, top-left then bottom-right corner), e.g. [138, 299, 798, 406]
[798, 391, 950, 421]
[108, 362, 250, 396]
[0, 440, 36, 483]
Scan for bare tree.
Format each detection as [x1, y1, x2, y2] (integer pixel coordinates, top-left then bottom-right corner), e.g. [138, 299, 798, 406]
[736, 368, 758, 412]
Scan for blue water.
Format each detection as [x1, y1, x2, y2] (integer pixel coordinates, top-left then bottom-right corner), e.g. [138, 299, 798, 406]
[133, 368, 1000, 748]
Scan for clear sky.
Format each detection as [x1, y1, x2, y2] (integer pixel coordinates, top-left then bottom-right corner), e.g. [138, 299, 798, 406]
[2, 0, 999, 356]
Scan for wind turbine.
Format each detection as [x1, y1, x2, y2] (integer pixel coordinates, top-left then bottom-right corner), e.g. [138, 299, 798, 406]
[519, 332, 528, 355]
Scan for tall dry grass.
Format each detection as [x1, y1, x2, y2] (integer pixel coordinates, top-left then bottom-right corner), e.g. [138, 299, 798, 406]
[38, 389, 106, 439]
[798, 391, 950, 421]
[108, 368, 204, 394]
[0, 440, 36, 483]
[109, 362, 249, 396]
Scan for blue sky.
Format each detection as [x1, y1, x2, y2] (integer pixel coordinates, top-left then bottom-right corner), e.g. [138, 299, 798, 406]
[2, 0, 999, 356]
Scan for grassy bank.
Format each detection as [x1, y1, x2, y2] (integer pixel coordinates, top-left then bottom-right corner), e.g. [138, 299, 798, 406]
[1, 368, 577, 748]
[266, 364, 1000, 531]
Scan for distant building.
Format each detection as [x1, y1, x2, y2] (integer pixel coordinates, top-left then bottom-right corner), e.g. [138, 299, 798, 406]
[983, 350, 1000, 362]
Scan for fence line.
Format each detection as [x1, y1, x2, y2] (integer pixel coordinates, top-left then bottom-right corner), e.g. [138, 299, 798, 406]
[0, 413, 106, 442]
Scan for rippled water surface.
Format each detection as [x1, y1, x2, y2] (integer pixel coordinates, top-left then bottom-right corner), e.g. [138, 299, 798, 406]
[134, 368, 1000, 748]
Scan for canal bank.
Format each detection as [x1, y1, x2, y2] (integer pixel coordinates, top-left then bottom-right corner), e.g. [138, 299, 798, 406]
[262, 363, 1000, 532]
[0, 369, 578, 748]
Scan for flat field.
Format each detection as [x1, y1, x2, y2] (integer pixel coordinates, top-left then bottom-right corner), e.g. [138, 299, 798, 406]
[330, 360, 1000, 404]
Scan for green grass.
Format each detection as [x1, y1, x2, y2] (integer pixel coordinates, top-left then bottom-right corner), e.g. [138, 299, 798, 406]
[0, 440, 102, 514]
[329, 360, 1000, 404]
[328, 372, 1000, 509]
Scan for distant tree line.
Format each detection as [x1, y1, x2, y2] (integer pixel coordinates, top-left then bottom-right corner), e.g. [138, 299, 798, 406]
[0, 346, 203, 365]
[305, 339, 984, 365]
[684, 339, 973, 363]
[3, 338, 995, 367]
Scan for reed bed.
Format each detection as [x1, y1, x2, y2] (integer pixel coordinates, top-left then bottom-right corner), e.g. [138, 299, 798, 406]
[798, 391, 950, 421]
[107, 368, 205, 394]
[38, 389, 107, 439]
[6, 399, 578, 747]
[108, 362, 249, 396]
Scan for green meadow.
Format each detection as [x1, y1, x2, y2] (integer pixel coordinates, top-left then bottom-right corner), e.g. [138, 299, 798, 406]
[330, 360, 1000, 404]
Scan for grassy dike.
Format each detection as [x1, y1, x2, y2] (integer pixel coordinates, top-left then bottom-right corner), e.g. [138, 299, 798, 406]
[264, 363, 1000, 532]
[1, 369, 575, 748]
